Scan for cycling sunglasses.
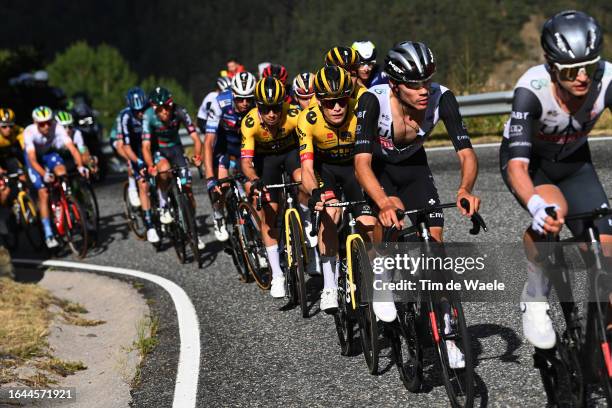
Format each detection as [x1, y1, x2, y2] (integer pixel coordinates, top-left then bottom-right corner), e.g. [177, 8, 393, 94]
[0, 124, 13, 129]
[235, 96, 254, 104]
[320, 97, 350, 109]
[554, 56, 600, 81]
[257, 103, 283, 114]
[154, 104, 172, 113]
[37, 120, 52, 128]
[402, 79, 432, 90]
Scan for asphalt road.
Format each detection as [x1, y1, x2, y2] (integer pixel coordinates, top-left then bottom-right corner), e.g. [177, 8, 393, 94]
[28, 140, 612, 407]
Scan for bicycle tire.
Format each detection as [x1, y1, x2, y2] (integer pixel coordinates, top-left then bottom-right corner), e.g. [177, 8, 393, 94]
[288, 211, 308, 318]
[237, 202, 270, 290]
[353, 237, 379, 374]
[20, 193, 45, 250]
[178, 192, 201, 267]
[226, 198, 250, 281]
[168, 190, 186, 263]
[334, 259, 355, 356]
[123, 182, 147, 240]
[64, 197, 89, 259]
[429, 297, 474, 408]
[391, 302, 423, 392]
[77, 179, 100, 240]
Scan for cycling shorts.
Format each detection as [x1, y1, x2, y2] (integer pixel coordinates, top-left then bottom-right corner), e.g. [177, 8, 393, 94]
[315, 160, 373, 218]
[253, 148, 300, 203]
[500, 138, 612, 237]
[25, 152, 64, 190]
[155, 145, 191, 185]
[371, 147, 443, 228]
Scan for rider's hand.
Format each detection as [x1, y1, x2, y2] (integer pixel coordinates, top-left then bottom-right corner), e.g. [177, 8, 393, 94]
[527, 194, 563, 235]
[78, 166, 90, 178]
[308, 188, 325, 211]
[378, 200, 402, 228]
[457, 188, 480, 216]
[43, 172, 55, 183]
[250, 178, 264, 195]
[192, 155, 202, 167]
[148, 165, 157, 177]
[207, 177, 221, 194]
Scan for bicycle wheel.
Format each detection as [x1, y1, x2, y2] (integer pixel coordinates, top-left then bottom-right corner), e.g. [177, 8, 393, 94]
[19, 192, 45, 250]
[391, 302, 423, 392]
[227, 200, 250, 282]
[178, 192, 201, 267]
[429, 297, 474, 408]
[4, 213, 18, 250]
[168, 191, 186, 263]
[352, 237, 379, 374]
[64, 197, 89, 259]
[288, 211, 308, 317]
[237, 202, 270, 290]
[123, 181, 147, 240]
[334, 260, 355, 356]
[76, 179, 100, 241]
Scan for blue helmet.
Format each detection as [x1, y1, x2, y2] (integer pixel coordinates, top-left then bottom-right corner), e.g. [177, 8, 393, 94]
[126, 87, 147, 111]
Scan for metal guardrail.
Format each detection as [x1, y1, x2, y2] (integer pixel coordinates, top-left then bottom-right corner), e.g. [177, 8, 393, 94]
[101, 90, 515, 167]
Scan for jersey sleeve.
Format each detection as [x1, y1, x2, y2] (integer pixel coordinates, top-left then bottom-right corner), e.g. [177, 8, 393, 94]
[119, 111, 130, 144]
[507, 87, 543, 162]
[73, 130, 86, 152]
[177, 106, 197, 134]
[438, 91, 472, 151]
[296, 109, 316, 162]
[205, 98, 222, 135]
[23, 127, 35, 152]
[285, 106, 300, 134]
[56, 124, 73, 148]
[354, 92, 379, 155]
[605, 79, 612, 109]
[142, 109, 153, 142]
[240, 111, 257, 159]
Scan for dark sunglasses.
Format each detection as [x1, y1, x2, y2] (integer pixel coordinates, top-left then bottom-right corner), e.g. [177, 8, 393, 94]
[154, 104, 172, 113]
[235, 97, 254, 104]
[403, 80, 431, 90]
[37, 121, 52, 128]
[554, 58, 600, 82]
[320, 97, 349, 109]
[257, 103, 283, 114]
[0, 124, 13, 129]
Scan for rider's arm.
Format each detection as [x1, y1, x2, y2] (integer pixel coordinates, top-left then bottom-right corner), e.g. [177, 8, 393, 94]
[240, 112, 258, 182]
[203, 98, 222, 178]
[66, 140, 84, 168]
[119, 112, 140, 163]
[177, 107, 202, 158]
[605, 79, 612, 110]
[506, 87, 543, 207]
[353, 92, 391, 209]
[296, 111, 318, 194]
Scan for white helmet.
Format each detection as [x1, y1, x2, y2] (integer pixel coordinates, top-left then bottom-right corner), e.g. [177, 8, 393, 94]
[230, 72, 256, 98]
[351, 41, 377, 63]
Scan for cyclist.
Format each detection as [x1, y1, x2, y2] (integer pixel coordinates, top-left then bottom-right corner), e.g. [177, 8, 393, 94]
[325, 46, 368, 100]
[108, 111, 139, 208]
[0, 108, 26, 180]
[354, 42, 479, 368]
[55, 111, 98, 173]
[240, 77, 304, 297]
[117, 87, 160, 243]
[197, 77, 232, 134]
[142, 87, 204, 249]
[351, 40, 387, 87]
[204, 71, 256, 241]
[499, 10, 612, 350]
[24, 106, 89, 248]
[291, 72, 315, 110]
[298, 66, 377, 312]
[262, 64, 289, 85]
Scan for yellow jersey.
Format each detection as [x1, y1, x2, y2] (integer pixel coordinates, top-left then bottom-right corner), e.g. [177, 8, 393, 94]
[296, 101, 358, 164]
[240, 103, 300, 158]
[0, 125, 24, 151]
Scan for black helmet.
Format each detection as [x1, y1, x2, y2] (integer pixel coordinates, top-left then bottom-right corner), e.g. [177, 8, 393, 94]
[541, 10, 602, 64]
[384, 41, 436, 83]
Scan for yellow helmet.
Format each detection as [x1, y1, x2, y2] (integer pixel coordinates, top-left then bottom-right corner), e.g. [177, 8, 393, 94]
[0, 108, 15, 126]
[254, 77, 286, 106]
[314, 66, 353, 99]
[324, 46, 361, 71]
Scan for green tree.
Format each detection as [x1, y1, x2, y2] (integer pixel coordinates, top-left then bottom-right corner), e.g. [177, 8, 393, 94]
[46, 41, 137, 130]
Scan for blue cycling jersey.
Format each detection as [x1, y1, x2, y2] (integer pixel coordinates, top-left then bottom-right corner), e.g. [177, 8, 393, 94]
[118, 107, 144, 157]
[205, 90, 247, 157]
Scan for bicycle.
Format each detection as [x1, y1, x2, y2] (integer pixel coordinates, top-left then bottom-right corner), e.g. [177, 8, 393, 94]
[158, 165, 201, 267]
[310, 194, 368, 356]
[69, 171, 100, 244]
[123, 179, 147, 241]
[48, 175, 89, 259]
[533, 206, 612, 407]
[3, 172, 45, 250]
[356, 199, 485, 408]
[257, 173, 309, 317]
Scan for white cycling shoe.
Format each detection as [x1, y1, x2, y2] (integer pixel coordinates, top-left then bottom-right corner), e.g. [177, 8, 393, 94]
[373, 301, 397, 322]
[270, 276, 286, 298]
[214, 218, 229, 242]
[128, 188, 141, 207]
[446, 340, 466, 369]
[160, 208, 174, 224]
[45, 236, 59, 249]
[320, 288, 338, 313]
[146, 228, 160, 243]
[520, 283, 556, 349]
[197, 237, 206, 250]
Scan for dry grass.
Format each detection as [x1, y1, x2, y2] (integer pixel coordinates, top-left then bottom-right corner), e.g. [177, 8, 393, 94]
[0, 278, 97, 386]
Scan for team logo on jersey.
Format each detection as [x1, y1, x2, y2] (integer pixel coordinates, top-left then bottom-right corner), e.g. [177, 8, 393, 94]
[245, 116, 254, 128]
[339, 131, 352, 141]
[530, 79, 548, 90]
[306, 111, 317, 125]
[326, 133, 334, 139]
[546, 110, 559, 117]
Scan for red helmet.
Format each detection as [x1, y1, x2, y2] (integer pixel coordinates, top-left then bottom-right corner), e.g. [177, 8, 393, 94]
[262, 64, 289, 85]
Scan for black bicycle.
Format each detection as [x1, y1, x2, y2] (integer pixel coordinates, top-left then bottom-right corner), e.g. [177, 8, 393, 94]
[533, 206, 612, 407]
[357, 199, 485, 408]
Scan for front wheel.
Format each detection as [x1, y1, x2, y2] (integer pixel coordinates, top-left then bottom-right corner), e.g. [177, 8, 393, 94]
[334, 261, 355, 356]
[123, 181, 147, 240]
[391, 303, 423, 392]
[64, 197, 89, 259]
[238, 202, 270, 290]
[178, 192, 201, 267]
[287, 211, 308, 318]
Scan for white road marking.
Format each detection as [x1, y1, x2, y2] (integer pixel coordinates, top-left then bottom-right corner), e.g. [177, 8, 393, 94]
[426, 136, 612, 152]
[14, 259, 200, 408]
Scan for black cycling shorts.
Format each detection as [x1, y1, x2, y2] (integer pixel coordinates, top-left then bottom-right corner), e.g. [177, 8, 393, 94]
[156, 145, 191, 185]
[254, 148, 300, 203]
[315, 160, 374, 218]
[500, 138, 612, 237]
[372, 147, 443, 227]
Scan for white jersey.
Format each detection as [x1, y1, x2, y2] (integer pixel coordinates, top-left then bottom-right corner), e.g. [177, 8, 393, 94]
[72, 129, 86, 151]
[503, 61, 612, 161]
[24, 122, 72, 155]
[197, 91, 219, 120]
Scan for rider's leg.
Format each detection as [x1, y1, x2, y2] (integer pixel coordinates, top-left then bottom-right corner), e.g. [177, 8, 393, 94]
[318, 200, 341, 290]
[156, 158, 171, 206]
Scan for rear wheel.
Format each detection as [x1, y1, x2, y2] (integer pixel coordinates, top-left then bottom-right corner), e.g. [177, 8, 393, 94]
[168, 191, 186, 263]
[20, 193, 45, 250]
[123, 181, 147, 240]
[64, 197, 89, 259]
[238, 202, 270, 290]
[391, 303, 423, 392]
[75, 178, 100, 243]
[288, 211, 307, 317]
[178, 192, 201, 267]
